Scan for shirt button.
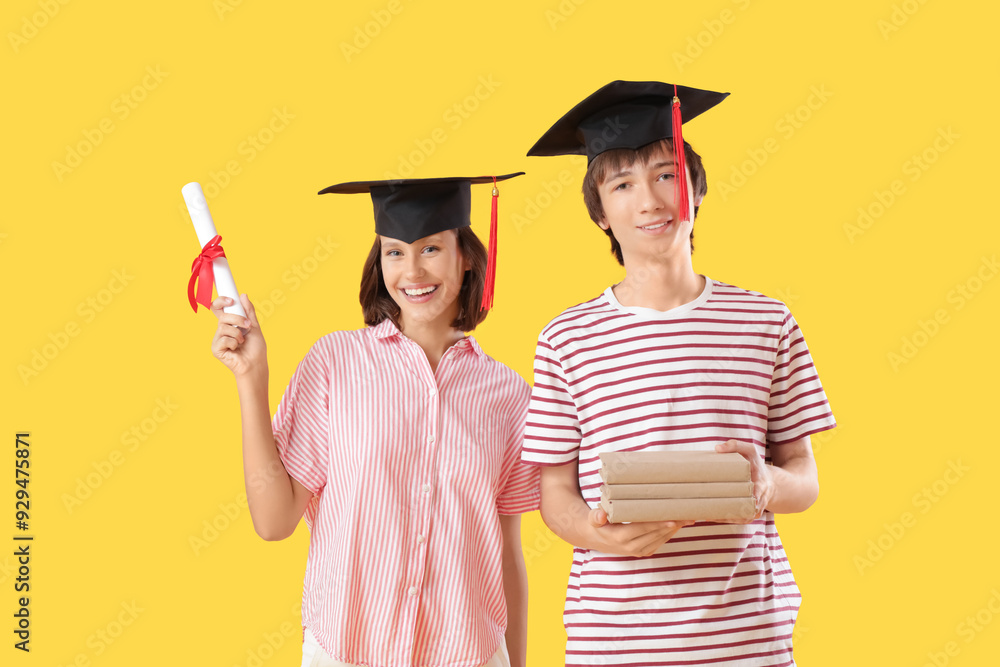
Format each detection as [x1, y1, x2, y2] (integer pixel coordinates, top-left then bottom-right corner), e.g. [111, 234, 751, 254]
[408, 586, 418, 596]
[416, 534, 425, 543]
[427, 434, 435, 444]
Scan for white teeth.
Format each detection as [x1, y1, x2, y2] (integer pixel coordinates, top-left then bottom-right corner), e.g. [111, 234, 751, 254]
[642, 222, 667, 230]
[404, 286, 437, 296]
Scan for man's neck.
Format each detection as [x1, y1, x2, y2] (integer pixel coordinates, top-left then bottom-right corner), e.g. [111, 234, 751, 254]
[613, 255, 704, 312]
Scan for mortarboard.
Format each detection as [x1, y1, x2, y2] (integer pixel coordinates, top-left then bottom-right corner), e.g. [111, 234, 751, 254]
[526, 80, 728, 223]
[526, 81, 729, 162]
[319, 172, 525, 310]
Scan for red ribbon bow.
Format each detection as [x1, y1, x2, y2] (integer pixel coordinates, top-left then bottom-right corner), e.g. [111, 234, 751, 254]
[188, 234, 227, 312]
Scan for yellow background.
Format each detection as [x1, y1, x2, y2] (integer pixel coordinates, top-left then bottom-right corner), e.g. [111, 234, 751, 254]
[3, 0, 998, 665]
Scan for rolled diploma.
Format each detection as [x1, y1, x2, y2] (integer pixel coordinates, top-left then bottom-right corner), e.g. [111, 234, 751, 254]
[182, 182, 246, 318]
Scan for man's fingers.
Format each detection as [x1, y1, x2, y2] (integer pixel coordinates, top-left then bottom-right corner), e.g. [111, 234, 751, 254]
[589, 507, 608, 527]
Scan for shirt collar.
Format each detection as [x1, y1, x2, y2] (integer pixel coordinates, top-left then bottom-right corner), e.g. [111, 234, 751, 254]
[371, 318, 403, 340]
[369, 319, 485, 359]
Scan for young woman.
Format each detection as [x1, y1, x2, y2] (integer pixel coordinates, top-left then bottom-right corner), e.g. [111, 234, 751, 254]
[209, 175, 537, 667]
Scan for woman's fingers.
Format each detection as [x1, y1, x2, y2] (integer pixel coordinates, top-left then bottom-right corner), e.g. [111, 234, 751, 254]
[240, 294, 260, 328]
[210, 296, 234, 318]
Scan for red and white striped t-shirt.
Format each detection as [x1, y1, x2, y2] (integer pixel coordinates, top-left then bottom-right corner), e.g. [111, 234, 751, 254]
[272, 318, 540, 667]
[522, 278, 836, 667]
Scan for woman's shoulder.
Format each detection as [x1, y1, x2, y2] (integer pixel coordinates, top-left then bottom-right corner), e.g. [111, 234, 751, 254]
[301, 326, 382, 361]
[467, 343, 530, 393]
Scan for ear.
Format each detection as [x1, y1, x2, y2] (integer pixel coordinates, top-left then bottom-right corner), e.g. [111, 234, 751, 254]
[694, 193, 705, 207]
[597, 216, 610, 231]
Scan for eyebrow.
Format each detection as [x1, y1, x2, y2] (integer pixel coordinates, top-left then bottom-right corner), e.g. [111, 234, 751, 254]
[605, 160, 676, 184]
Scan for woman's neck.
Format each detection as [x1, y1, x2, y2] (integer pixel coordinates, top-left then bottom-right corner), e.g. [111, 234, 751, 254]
[399, 317, 466, 373]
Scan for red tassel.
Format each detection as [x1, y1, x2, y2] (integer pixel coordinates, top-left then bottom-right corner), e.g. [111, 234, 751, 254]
[671, 85, 690, 223]
[481, 176, 499, 311]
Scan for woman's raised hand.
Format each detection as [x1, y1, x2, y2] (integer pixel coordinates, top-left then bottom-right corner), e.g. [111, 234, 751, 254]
[211, 294, 267, 381]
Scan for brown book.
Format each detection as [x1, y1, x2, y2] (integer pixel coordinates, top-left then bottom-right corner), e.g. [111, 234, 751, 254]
[600, 451, 750, 484]
[600, 481, 753, 500]
[599, 494, 756, 523]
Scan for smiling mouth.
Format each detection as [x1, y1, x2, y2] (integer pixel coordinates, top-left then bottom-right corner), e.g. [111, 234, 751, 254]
[403, 286, 438, 296]
[639, 220, 670, 231]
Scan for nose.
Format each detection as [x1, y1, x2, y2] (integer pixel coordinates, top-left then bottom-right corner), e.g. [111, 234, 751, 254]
[402, 252, 425, 280]
[638, 180, 667, 214]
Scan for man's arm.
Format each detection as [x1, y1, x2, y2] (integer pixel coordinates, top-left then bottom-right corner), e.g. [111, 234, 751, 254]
[539, 461, 692, 558]
[500, 514, 527, 667]
[767, 436, 819, 513]
[715, 436, 819, 516]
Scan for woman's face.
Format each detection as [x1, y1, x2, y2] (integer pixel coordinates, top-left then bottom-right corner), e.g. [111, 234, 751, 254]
[380, 230, 469, 331]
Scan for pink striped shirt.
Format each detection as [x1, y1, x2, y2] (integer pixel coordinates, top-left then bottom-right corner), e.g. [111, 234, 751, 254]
[272, 318, 540, 667]
[522, 278, 836, 666]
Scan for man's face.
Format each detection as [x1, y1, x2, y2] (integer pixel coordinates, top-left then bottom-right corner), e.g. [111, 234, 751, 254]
[596, 142, 702, 266]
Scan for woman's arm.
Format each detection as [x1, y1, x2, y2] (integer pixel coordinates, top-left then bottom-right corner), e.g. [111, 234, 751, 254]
[212, 294, 313, 541]
[500, 514, 527, 667]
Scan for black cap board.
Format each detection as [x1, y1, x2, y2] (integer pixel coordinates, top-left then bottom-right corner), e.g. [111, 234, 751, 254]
[526, 81, 729, 163]
[319, 172, 524, 244]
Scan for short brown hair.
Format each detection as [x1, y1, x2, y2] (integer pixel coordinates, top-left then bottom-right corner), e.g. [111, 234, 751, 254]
[359, 226, 489, 332]
[581, 138, 707, 265]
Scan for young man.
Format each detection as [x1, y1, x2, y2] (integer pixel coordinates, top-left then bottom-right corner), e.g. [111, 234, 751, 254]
[521, 81, 836, 665]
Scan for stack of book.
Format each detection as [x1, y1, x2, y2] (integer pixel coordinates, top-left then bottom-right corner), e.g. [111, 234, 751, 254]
[599, 451, 756, 523]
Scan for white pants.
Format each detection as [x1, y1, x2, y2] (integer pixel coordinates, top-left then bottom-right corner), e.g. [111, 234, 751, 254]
[300, 628, 511, 667]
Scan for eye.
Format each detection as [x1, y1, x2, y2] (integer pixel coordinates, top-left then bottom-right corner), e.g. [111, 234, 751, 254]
[384, 249, 401, 257]
[612, 181, 629, 191]
[658, 172, 676, 181]
[422, 245, 440, 254]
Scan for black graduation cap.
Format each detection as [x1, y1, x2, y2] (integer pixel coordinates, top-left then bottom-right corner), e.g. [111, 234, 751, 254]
[526, 81, 729, 163]
[319, 172, 525, 310]
[319, 172, 524, 244]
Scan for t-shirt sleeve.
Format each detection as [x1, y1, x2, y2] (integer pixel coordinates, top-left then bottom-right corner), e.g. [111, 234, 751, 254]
[496, 380, 541, 515]
[521, 331, 583, 466]
[272, 338, 332, 510]
[767, 309, 837, 444]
